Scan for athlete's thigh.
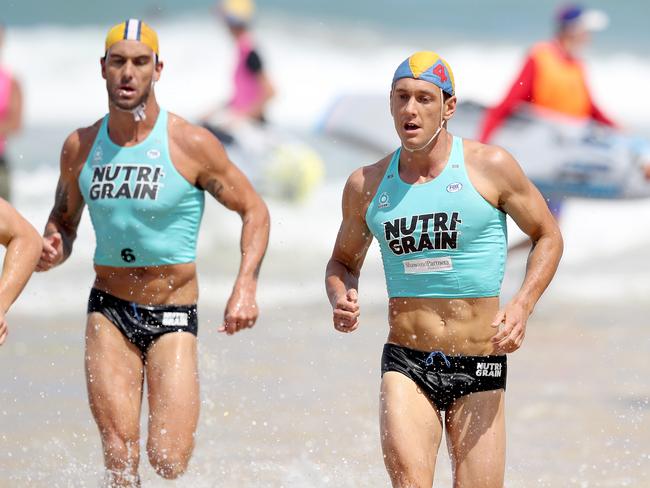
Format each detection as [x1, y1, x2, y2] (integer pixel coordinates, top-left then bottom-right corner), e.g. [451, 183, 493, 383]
[445, 389, 505, 488]
[380, 371, 443, 487]
[145, 332, 199, 447]
[85, 312, 144, 439]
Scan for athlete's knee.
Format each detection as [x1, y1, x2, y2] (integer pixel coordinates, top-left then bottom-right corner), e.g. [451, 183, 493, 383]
[147, 438, 193, 479]
[388, 471, 430, 488]
[101, 429, 140, 471]
[387, 468, 431, 488]
[383, 455, 429, 488]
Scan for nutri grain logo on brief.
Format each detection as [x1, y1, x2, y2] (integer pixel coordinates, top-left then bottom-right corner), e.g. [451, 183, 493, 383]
[88, 164, 165, 200]
[476, 362, 502, 377]
[162, 312, 188, 327]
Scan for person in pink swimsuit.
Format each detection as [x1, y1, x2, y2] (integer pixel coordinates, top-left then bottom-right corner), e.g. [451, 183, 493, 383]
[203, 0, 274, 133]
[222, 0, 274, 123]
[0, 24, 23, 202]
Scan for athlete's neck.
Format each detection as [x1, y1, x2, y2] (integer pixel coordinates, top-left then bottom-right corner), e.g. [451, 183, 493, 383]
[399, 131, 452, 182]
[107, 99, 160, 147]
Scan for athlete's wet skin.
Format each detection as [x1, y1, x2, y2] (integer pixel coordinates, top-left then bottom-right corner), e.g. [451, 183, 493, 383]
[0, 199, 41, 347]
[37, 20, 269, 487]
[326, 51, 563, 488]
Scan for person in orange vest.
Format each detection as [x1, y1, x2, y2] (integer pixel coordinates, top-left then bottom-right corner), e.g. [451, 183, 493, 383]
[478, 5, 620, 219]
[479, 4, 615, 148]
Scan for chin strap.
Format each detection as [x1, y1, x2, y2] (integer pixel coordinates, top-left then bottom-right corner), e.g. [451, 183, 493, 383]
[117, 73, 156, 122]
[112, 101, 147, 122]
[131, 103, 147, 122]
[403, 87, 445, 153]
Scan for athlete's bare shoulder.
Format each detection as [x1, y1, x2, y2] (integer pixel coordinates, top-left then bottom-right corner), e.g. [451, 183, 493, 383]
[464, 139, 527, 182]
[463, 138, 534, 207]
[60, 119, 102, 175]
[167, 112, 227, 163]
[344, 153, 392, 211]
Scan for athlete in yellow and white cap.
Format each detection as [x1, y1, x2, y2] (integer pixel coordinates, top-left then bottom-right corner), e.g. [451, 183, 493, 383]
[102, 19, 160, 121]
[38, 19, 270, 485]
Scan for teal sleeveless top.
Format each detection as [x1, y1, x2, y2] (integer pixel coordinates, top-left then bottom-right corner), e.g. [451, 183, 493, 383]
[366, 137, 507, 298]
[78, 110, 205, 267]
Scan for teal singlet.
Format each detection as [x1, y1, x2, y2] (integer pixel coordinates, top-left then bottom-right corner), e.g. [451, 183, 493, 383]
[78, 110, 205, 267]
[366, 137, 507, 298]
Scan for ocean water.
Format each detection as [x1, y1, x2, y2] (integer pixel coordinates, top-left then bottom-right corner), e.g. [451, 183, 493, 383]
[1, 3, 650, 487]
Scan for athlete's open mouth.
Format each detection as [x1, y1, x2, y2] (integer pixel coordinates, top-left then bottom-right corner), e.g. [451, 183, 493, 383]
[118, 85, 136, 96]
[404, 122, 420, 131]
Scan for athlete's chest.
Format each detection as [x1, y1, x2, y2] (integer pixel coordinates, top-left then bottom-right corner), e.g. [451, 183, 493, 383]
[368, 170, 502, 255]
[79, 138, 192, 212]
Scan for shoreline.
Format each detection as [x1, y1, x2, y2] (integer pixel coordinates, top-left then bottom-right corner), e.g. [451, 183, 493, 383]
[1, 297, 649, 486]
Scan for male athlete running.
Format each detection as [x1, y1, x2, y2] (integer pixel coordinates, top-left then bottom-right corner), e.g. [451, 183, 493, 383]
[326, 52, 563, 487]
[37, 20, 270, 486]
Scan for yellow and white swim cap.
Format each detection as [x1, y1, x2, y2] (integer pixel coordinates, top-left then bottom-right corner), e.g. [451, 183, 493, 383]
[105, 19, 159, 56]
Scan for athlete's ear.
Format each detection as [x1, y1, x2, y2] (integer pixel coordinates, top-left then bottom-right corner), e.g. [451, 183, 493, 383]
[153, 58, 163, 82]
[100, 56, 107, 80]
[443, 95, 457, 122]
[389, 88, 395, 118]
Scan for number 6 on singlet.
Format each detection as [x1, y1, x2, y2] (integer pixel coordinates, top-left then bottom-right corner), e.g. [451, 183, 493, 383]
[121, 248, 136, 263]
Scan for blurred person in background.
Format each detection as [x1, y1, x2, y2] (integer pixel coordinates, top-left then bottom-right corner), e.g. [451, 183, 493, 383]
[202, 0, 275, 133]
[478, 4, 617, 219]
[0, 23, 24, 202]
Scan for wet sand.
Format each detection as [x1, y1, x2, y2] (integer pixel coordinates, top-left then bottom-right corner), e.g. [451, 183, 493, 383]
[1, 289, 649, 487]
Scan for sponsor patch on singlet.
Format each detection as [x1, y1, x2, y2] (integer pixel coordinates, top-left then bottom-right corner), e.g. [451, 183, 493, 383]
[403, 256, 453, 274]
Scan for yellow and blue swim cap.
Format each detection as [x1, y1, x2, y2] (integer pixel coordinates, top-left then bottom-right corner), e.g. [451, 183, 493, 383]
[392, 51, 455, 96]
[105, 19, 159, 56]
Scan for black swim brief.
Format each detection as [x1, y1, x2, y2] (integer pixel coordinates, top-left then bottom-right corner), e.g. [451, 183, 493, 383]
[87, 288, 198, 354]
[381, 343, 507, 411]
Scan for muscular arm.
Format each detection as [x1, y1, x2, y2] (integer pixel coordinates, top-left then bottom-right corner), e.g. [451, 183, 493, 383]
[0, 200, 41, 312]
[477, 145, 563, 351]
[0, 199, 41, 345]
[325, 165, 380, 332]
[38, 130, 89, 270]
[195, 130, 269, 287]
[183, 123, 269, 333]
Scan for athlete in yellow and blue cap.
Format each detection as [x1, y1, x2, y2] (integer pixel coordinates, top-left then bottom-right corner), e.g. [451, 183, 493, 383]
[392, 50, 455, 96]
[390, 51, 456, 153]
[326, 51, 562, 488]
[39, 18, 270, 485]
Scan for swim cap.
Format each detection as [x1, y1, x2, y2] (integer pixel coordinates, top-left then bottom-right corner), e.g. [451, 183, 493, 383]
[220, 0, 255, 26]
[105, 19, 159, 56]
[392, 51, 455, 96]
[556, 4, 609, 32]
